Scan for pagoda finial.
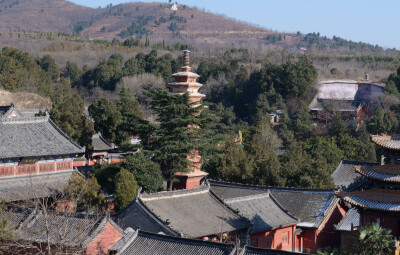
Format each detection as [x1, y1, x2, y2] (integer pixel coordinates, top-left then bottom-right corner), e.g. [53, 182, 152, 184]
[181, 46, 191, 71]
[183, 46, 190, 67]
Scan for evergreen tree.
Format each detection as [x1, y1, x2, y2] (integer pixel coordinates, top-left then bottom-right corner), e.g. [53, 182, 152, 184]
[65, 61, 82, 85]
[215, 137, 254, 183]
[138, 88, 223, 189]
[114, 168, 138, 210]
[248, 133, 283, 186]
[50, 78, 95, 148]
[88, 98, 122, 143]
[38, 54, 60, 82]
[122, 153, 163, 193]
[329, 112, 349, 137]
[368, 107, 398, 135]
[279, 142, 334, 189]
[116, 88, 143, 144]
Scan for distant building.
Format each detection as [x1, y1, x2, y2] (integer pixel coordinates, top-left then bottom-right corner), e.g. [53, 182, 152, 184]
[171, 3, 178, 11]
[309, 79, 383, 125]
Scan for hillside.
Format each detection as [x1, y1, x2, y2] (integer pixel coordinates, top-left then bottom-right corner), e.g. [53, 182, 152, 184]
[0, 0, 280, 46]
[0, 90, 51, 109]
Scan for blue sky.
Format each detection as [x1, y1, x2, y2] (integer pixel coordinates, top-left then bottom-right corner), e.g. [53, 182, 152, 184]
[70, 0, 399, 49]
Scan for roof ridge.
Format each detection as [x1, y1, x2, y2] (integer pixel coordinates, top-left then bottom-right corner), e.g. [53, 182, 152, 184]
[224, 192, 270, 203]
[137, 229, 236, 248]
[208, 179, 333, 192]
[0, 115, 49, 124]
[140, 185, 209, 201]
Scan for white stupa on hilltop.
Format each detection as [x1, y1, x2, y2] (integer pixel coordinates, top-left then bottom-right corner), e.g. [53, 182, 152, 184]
[171, 3, 178, 11]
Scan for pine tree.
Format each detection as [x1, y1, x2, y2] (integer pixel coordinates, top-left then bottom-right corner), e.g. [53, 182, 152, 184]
[138, 88, 223, 189]
[122, 153, 163, 193]
[114, 168, 138, 210]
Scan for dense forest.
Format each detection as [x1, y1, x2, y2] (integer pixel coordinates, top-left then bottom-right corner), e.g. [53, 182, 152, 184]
[2, 39, 400, 193]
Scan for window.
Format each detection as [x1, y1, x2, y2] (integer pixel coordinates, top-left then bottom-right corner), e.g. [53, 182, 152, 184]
[282, 231, 289, 246]
[39, 163, 54, 173]
[250, 238, 258, 247]
[57, 161, 71, 171]
[0, 166, 13, 177]
[16, 164, 36, 175]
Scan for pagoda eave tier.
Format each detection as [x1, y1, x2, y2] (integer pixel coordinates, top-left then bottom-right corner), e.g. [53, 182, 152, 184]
[172, 72, 200, 78]
[371, 135, 400, 150]
[170, 92, 205, 99]
[168, 82, 203, 88]
[175, 170, 209, 178]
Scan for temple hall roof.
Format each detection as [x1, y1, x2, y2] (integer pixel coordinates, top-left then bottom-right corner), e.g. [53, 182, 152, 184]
[371, 135, 400, 150]
[110, 229, 236, 255]
[0, 116, 84, 159]
[209, 181, 336, 229]
[92, 133, 113, 151]
[337, 189, 400, 212]
[209, 182, 298, 233]
[0, 170, 75, 202]
[224, 193, 298, 233]
[355, 164, 400, 183]
[332, 160, 377, 188]
[239, 246, 298, 255]
[335, 208, 360, 232]
[0, 208, 123, 249]
[115, 185, 250, 238]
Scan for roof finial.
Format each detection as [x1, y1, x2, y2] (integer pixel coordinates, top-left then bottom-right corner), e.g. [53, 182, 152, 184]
[183, 46, 190, 67]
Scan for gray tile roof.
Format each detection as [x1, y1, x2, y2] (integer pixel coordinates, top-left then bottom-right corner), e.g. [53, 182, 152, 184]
[0, 207, 33, 230]
[14, 211, 122, 248]
[116, 185, 250, 238]
[332, 160, 377, 188]
[337, 189, 400, 212]
[92, 133, 113, 151]
[209, 182, 268, 200]
[0, 170, 75, 202]
[220, 192, 298, 233]
[112, 229, 236, 255]
[371, 135, 400, 150]
[115, 199, 175, 236]
[335, 208, 360, 232]
[270, 189, 335, 228]
[239, 246, 298, 255]
[355, 164, 400, 183]
[0, 116, 84, 159]
[209, 180, 335, 229]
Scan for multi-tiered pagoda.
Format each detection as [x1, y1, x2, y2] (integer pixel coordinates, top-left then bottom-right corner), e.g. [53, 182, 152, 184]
[168, 50, 208, 190]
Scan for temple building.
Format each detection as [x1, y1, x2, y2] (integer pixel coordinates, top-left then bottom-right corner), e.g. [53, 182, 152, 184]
[114, 185, 250, 242]
[168, 49, 208, 189]
[209, 180, 345, 253]
[0, 109, 84, 202]
[1, 207, 123, 255]
[335, 135, 400, 248]
[371, 134, 400, 164]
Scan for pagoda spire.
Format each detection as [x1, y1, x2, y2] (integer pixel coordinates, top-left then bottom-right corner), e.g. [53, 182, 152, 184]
[169, 49, 208, 190]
